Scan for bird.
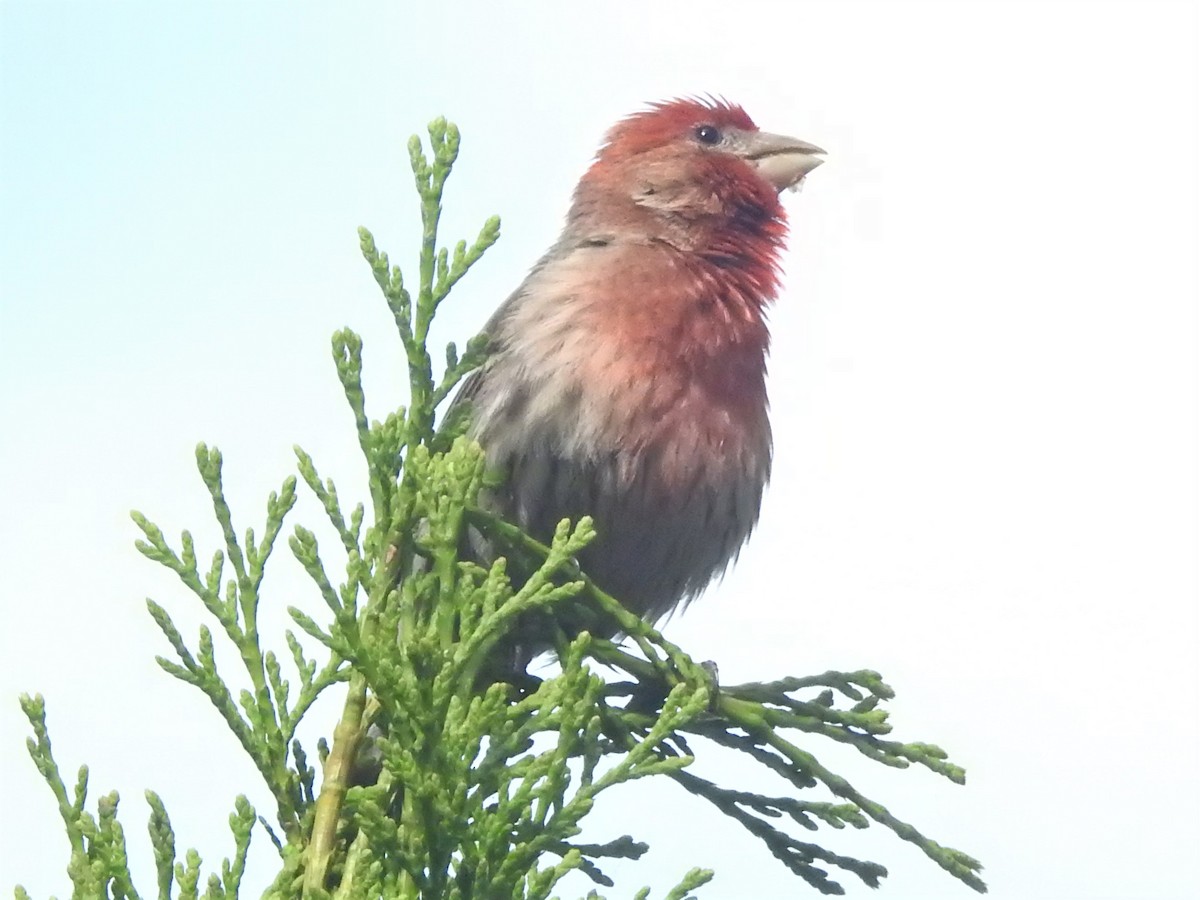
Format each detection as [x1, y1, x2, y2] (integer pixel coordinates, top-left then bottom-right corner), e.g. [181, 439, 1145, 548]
[453, 97, 824, 658]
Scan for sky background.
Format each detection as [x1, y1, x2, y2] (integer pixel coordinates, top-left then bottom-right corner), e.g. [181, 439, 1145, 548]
[2, 2, 1197, 898]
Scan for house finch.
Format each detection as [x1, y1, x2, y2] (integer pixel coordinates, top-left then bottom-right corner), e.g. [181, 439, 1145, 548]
[457, 97, 823, 650]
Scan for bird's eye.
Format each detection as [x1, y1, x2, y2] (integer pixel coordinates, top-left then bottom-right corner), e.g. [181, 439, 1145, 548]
[694, 124, 722, 145]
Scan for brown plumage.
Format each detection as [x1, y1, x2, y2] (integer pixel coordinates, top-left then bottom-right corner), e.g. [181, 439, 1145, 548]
[457, 97, 823, 644]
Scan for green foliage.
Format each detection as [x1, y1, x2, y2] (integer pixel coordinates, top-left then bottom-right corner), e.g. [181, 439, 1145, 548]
[14, 117, 986, 899]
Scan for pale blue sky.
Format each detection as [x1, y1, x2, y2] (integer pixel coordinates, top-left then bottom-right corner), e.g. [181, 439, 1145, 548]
[3, 3, 1198, 898]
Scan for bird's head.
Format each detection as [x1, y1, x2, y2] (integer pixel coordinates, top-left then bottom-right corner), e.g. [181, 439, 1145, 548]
[571, 97, 824, 243]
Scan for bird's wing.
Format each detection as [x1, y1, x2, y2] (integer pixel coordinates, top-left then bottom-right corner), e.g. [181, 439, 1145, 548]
[443, 238, 577, 417]
[444, 297, 514, 417]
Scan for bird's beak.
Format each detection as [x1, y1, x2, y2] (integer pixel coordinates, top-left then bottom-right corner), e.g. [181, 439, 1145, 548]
[742, 132, 826, 192]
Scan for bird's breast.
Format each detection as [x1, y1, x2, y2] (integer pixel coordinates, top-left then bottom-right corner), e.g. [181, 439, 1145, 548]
[468, 239, 775, 618]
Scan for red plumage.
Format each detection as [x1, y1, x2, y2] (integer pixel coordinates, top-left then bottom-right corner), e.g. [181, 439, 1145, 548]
[597, 98, 757, 157]
[455, 98, 823, 653]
